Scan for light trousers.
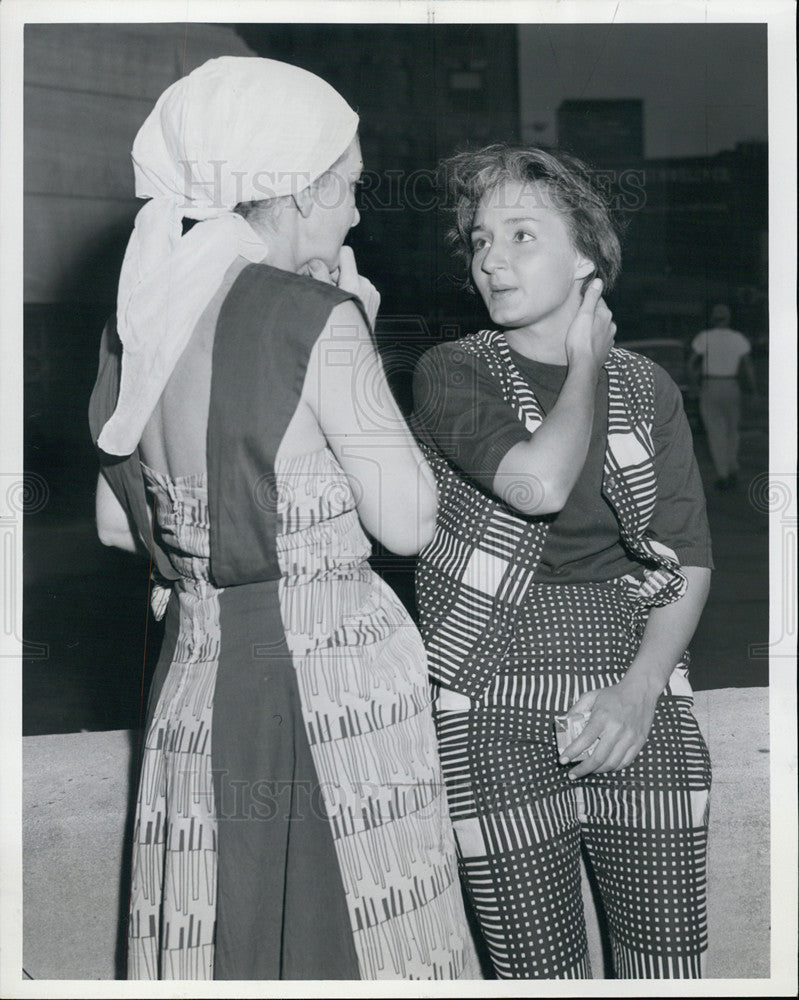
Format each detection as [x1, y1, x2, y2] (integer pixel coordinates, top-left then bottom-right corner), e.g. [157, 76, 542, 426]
[699, 378, 741, 479]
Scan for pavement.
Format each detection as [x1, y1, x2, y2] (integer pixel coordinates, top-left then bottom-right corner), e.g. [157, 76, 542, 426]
[687, 397, 770, 691]
[19, 687, 771, 983]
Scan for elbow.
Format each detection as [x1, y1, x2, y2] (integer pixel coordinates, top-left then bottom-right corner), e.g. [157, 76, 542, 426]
[379, 497, 437, 557]
[499, 473, 568, 516]
[389, 506, 437, 557]
[685, 565, 712, 601]
[96, 523, 117, 548]
[415, 508, 437, 551]
[97, 523, 136, 552]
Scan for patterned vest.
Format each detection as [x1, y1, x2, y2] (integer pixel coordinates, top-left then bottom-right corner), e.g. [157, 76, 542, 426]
[416, 331, 688, 697]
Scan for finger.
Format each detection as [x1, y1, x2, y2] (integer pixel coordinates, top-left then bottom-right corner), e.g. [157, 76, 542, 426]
[580, 277, 604, 311]
[337, 245, 358, 288]
[567, 742, 607, 778]
[596, 297, 611, 317]
[566, 690, 598, 717]
[304, 258, 333, 283]
[567, 729, 619, 778]
[617, 746, 639, 771]
[560, 717, 603, 763]
[591, 741, 630, 773]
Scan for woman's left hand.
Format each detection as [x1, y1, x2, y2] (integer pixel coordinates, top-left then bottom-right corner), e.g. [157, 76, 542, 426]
[559, 675, 660, 778]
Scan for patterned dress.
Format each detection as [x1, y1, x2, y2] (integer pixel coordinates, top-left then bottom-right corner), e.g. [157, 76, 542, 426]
[127, 449, 479, 979]
[91, 263, 480, 981]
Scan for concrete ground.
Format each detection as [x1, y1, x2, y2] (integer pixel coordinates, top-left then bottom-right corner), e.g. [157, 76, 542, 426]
[21, 687, 770, 982]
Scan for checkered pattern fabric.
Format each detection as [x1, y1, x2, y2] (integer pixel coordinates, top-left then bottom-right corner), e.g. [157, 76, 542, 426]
[417, 335, 688, 697]
[434, 577, 711, 979]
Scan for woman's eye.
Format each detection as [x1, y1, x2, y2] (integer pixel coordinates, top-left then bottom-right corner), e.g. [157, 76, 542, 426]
[513, 230, 535, 243]
[471, 237, 489, 252]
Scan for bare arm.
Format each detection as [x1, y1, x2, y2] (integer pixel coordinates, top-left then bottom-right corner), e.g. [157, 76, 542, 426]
[562, 565, 712, 776]
[739, 353, 758, 395]
[95, 472, 139, 552]
[303, 299, 437, 556]
[688, 350, 704, 386]
[493, 279, 616, 515]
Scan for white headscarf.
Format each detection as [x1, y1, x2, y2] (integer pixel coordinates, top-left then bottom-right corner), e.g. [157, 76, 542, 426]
[98, 56, 359, 455]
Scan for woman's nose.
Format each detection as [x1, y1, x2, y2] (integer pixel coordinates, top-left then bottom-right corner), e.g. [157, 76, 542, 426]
[480, 242, 506, 273]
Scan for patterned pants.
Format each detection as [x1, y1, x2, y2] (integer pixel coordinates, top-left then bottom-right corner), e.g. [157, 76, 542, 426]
[434, 579, 712, 979]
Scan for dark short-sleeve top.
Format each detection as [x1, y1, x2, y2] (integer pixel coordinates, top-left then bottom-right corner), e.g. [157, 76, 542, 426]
[412, 341, 713, 584]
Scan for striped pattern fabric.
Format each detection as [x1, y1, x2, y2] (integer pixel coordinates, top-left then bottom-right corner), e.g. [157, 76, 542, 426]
[128, 465, 220, 980]
[275, 446, 480, 980]
[417, 334, 688, 699]
[434, 578, 711, 980]
[416, 336, 711, 979]
[127, 450, 481, 980]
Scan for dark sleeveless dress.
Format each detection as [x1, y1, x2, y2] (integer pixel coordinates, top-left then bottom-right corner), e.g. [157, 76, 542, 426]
[89, 263, 479, 981]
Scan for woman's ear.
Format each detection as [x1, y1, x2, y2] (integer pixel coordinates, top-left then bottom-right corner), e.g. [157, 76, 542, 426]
[574, 256, 596, 281]
[292, 186, 314, 219]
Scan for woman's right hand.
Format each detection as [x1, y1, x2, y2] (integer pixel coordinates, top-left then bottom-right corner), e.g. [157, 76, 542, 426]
[303, 247, 380, 329]
[565, 278, 616, 371]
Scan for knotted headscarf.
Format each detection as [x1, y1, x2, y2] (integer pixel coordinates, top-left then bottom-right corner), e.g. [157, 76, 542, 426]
[98, 56, 359, 455]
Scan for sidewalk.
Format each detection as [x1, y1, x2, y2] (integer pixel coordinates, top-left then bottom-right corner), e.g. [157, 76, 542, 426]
[21, 687, 770, 981]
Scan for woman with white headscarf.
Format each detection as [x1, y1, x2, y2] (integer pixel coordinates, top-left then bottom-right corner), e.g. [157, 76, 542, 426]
[90, 57, 480, 981]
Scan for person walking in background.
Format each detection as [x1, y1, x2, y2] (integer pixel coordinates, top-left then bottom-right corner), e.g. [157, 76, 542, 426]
[689, 303, 758, 492]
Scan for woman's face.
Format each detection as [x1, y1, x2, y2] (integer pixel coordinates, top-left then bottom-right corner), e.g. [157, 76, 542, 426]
[470, 179, 593, 334]
[301, 137, 363, 269]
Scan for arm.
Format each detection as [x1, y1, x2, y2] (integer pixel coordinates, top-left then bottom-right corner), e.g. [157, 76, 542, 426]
[303, 299, 437, 557]
[95, 472, 139, 552]
[739, 353, 758, 395]
[688, 350, 704, 386]
[562, 565, 711, 776]
[493, 279, 616, 515]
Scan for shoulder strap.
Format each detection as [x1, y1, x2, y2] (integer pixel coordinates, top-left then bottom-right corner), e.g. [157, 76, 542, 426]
[474, 329, 545, 431]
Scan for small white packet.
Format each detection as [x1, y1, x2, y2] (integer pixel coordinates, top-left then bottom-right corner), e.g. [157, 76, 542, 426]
[554, 711, 597, 761]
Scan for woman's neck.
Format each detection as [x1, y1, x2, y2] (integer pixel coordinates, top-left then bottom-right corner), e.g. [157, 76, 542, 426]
[245, 208, 301, 273]
[503, 302, 579, 364]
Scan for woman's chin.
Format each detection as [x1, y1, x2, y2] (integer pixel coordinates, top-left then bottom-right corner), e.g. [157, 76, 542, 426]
[487, 306, 525, 329]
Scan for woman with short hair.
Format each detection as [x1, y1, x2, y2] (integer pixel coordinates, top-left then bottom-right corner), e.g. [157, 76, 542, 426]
[413, 144, 713, 979]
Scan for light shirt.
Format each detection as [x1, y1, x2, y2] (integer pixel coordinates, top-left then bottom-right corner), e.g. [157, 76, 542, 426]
[691, 327, 751, 377]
